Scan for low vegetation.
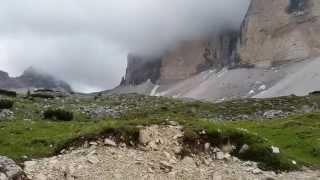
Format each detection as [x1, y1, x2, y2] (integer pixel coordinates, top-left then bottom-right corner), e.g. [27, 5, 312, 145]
[0, 93, 320, 171]
[31, 93, 55, 99]
[0, 89, 17, 97]
[43, 109, 74, 121]
[0, 99, 14, 109]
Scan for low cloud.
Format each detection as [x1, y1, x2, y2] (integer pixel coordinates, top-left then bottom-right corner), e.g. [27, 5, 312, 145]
[0, 0, 250, 92]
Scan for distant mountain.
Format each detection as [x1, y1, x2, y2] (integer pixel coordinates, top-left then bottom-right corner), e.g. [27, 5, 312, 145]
[0, 67, 72, 93]
[109, 0, 320, 101]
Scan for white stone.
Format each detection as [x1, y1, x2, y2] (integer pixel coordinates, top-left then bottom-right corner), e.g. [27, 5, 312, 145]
[216, 152, 224, 160]
[89, 142, 98, 146]
[292, 160, 297, 165]
[271, 146, 280, 154]
[104, 138, 117, 147]
[87, 155, 99, 164]
[0, 173, 7, 180]
[252, 168, 262, 174]
[239, 144, 250, 154]
[223, 153, 231, 160]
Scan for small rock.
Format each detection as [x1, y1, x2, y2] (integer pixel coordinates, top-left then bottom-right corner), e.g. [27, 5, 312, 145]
[163, 151, 171, 160]
[252, 168, 262, 174]
[215, 152, 224, 160]
[104, 138, 117, 147]
[292, 160, 297, 165]
[160, 161, 173, 172]
[87, 155, 99, 164]
[148, 141, 159, 151]
[271, 146, 280, 154]
[89, 142, 98, 146]
[239, 144, 250, 154]
[223, 153, 231, 160]
[204, 143, 211, 152]
[263, 110, 284, 119]
[0, 173, 7, 180]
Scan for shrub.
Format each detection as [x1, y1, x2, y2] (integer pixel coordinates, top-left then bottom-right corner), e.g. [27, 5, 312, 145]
[31, 93, 54, 99]
[44, 109, 73, 121]
[0, 89, 17, 97]
[0, 99, 14, 109]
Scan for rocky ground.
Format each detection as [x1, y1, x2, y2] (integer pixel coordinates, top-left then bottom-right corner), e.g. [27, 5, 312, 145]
[23, 125, 320, 180]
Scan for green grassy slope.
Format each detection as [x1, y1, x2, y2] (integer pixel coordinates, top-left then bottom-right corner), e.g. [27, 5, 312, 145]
[0, 93, 320, 171]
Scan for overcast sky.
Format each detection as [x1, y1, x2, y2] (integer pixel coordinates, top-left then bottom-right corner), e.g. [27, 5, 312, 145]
[0, 0, 250, 92]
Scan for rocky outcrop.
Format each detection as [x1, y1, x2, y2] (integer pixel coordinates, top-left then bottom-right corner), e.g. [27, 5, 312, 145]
[120, 54, 162, 86]
[0, 67, 72, 93]
[0, 156, 26, 180]
[238, 0, 320, 67]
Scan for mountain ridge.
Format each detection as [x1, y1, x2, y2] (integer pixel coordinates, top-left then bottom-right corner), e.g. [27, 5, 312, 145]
[0, 67, 72, 93]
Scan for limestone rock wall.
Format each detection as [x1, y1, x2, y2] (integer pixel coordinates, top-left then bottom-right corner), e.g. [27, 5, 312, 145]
[238, 0, 320, 66]
[159, 31, 239, 84]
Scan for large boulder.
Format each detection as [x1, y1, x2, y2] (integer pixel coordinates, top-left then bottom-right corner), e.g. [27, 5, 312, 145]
[0, 156, 26, 180]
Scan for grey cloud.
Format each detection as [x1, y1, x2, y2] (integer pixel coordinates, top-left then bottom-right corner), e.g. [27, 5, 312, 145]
[0, 0, 250, 92]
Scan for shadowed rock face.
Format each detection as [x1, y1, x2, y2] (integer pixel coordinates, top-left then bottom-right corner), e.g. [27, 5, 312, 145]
[0, 67, 72, 92]
[238, 0, 320, 67]
[121, 54, 162, 86]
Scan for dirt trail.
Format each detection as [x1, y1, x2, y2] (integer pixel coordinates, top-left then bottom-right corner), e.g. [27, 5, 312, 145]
[24, 125, 320, 180]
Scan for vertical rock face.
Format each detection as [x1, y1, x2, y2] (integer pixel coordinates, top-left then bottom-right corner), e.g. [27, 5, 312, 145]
[159, 40, 210, 84]
[160, 31, 238, 84]
[122, 31, 239, 86]
[121, 54, 162, 86]
[239, 0, 320, 66]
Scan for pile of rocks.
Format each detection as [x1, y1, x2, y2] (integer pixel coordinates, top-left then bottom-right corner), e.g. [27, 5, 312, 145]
[0, 109, 14, 120]
[263, 110, 288, 119]
[78, 105, 126, 119]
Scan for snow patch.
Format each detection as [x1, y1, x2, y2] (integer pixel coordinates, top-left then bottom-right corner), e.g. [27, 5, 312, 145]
[150, 85, 160, 96]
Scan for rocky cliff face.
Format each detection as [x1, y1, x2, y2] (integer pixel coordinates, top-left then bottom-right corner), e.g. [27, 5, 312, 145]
[122, 31, 239, 86]
[0, 67, 72, 92]
[160, 31, 238, 84]
[238, 0, 320, 67]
